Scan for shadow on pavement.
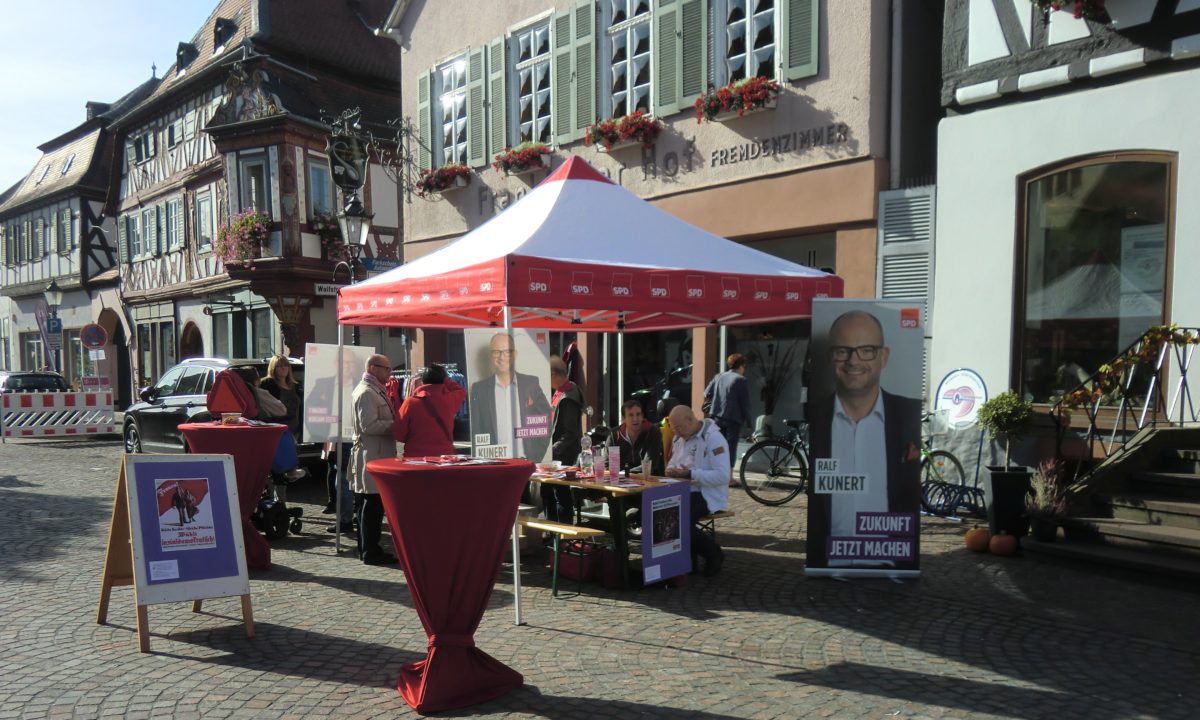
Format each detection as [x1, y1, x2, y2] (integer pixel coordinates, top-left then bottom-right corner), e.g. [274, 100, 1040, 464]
[0, 486, 112, 582]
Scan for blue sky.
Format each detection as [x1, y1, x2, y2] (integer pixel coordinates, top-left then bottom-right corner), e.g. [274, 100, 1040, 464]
[0, 1, 216, 190]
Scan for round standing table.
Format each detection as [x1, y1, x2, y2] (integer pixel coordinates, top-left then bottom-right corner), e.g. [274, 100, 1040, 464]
[179, 421, 287, 570]
[367, 457, 532, 714]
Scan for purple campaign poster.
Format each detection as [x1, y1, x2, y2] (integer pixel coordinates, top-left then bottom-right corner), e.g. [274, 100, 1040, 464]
[641, 481, 691, 583]
[130, 458, 242, 585]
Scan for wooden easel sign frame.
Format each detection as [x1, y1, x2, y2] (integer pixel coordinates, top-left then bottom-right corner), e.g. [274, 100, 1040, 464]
[97, 454, 252, 652]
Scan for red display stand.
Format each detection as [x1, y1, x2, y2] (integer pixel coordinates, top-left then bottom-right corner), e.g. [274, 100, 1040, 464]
[179, 421, 287, 570]
[367, 457, 532, 714]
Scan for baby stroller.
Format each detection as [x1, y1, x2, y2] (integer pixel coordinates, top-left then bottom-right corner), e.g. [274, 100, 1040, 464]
[252, 474, 304, 540]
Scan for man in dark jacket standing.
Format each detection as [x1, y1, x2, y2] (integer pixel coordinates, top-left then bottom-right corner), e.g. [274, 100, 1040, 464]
[545, 355, 583, 523]
[703, 353, 751, 477]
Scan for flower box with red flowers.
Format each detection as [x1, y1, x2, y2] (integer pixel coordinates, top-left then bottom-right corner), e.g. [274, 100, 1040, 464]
[492, 142, 552, 176]
[415, 163, 472, 198]
[215, 209, 270, 266]
[312, 211, 348, 262]
[585, 111, 663, 153]
[694, 76, 782, 124]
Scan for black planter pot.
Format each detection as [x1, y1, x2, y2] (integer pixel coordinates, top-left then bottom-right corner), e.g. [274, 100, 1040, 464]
[1029, 516, 1058, 543]
[985, 466, 1032, 538]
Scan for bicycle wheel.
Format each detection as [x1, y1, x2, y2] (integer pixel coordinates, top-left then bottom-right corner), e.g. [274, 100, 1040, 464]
[923, 450, 966, 488]
[739, 439, 808, 506]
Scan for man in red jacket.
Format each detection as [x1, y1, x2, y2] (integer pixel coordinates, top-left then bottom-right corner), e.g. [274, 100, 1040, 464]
[394, 364, 466, 458]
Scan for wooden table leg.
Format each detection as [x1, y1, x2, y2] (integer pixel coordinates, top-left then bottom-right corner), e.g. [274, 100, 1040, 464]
[192, 600, 203, 613]
[240, 594, 255, 638]
[136, 605, 150, 653]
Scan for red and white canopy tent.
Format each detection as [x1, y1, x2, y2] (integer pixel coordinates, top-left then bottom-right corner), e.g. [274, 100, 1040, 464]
[336, 156, 841, 620]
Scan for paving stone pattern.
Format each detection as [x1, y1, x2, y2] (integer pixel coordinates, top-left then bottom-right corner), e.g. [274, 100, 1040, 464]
[0, 438, 1196, 719]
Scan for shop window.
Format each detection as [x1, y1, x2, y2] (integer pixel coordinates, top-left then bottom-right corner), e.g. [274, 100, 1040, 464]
[1018, 155, 1172, 403]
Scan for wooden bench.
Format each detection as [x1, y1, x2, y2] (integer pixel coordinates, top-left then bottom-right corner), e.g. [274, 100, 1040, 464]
[518, 517, 606, 597]
[697, 510, 736, 542]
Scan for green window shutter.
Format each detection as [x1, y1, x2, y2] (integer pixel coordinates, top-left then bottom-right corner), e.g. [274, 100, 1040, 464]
[175, 199, 185, 248]
[573, 0, 596, 136]
[125, 142, 136, 170]
[117, 215, 128, 263]
[466, 47, 487, 168]
[155, 205, 164, 255]
[487, 37, 508, 156]
[653, 1, 678, 117]
[781, 0, 818, 81]
[679, 0, 707, 100]
[35, 219, 43, 257]
[0, 225, 6, 266]
[552, 8, 574, 146]
[416, 69, 432, 170]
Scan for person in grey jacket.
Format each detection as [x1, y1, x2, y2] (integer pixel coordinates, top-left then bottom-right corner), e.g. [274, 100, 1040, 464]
[703, 353, 751, 475]
[665, 405, 730, 577]
[350, 353, 399, 565]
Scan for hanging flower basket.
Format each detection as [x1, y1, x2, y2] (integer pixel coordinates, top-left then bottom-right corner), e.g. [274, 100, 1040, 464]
[215, 209, 270, 266]
[312, 211, 348, 263]
[1028, 0, 1110, 23]
[694, 76, 782, 124]
[585, 110, 663, 153]
[415, 163, 472, 198]
[492, 142, 551, 176]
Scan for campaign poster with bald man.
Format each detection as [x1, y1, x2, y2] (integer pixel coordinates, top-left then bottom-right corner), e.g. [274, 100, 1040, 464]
[465, 329, 553, 463]
[805, 299, 925, 577]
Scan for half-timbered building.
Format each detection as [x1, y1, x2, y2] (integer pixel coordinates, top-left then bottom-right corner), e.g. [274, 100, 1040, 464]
[113, 0, 401, 388]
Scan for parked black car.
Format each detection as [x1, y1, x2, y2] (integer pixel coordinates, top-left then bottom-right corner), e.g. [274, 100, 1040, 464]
[0, 371, 70, 393]
[122, 357, 324, 472]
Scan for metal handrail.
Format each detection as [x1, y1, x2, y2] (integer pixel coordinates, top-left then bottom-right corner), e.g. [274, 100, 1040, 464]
[1049, 326, 1200, 480]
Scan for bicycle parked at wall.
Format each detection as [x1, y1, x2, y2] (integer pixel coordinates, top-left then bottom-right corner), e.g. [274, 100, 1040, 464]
[737, 419, 810, 506]
[919, 411, 984, 519]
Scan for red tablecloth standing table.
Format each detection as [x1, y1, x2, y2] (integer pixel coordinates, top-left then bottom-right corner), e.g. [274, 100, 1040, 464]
[367, 457, 532, 714]
[179, 421, 287, 571]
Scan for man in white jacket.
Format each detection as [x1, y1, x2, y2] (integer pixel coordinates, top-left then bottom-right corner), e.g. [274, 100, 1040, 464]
[665, 405, 730, 577]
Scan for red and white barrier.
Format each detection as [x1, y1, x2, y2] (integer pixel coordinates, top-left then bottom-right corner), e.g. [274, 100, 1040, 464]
[0, 391, 116, 438]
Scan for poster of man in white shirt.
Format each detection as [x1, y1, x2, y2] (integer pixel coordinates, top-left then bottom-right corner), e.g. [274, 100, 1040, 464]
[465, 329, 552, 462]
[805, 300, 924, 577]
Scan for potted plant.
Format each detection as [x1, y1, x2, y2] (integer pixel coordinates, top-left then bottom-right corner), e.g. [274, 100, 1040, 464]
[747, 337, 800, 438]
[1028, 0, 1109, 23]
[414, 163, 472, 198]
[585, 110, 663, 153]
[694, 76, 782, 124]
[492, 142, 552, 176]
[977, 390, 1035, 538]
[1025, 459, 1067, 542]
[312, 211, 348, 262]
[215, 208, 270, 266]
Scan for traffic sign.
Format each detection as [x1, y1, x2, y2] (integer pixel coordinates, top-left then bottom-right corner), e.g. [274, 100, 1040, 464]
[46, 318, 62, 335]
[80, 323, 109, 349]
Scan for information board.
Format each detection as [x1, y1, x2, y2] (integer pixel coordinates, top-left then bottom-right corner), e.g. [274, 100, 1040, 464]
[640, 480, 691, 584]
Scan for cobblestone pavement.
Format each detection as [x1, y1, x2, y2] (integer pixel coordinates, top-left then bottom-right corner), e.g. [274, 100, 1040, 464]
[0, 438, 1197, 719]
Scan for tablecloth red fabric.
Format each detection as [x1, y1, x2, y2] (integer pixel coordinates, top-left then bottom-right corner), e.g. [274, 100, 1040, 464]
[179, 421, 286, 570]
[367, 457, 532, 714]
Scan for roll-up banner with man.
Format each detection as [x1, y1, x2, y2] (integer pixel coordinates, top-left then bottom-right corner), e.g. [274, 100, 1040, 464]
[805, 299, 925, 578]
[465, 329, 552, 463]
[303, 343, 377, 444]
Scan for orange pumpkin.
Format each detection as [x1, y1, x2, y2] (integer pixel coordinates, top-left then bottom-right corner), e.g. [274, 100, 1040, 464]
[964, 527, 990, 552]
[989, 531, 1019, 556]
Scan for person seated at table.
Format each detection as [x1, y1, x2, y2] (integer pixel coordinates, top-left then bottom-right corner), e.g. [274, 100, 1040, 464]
[545, 355, 584, 523]
[616, 399, 664, 476]
[260, 355, 301, 441]
[394, 363, 466, 458]
[665, 405, 729, 577]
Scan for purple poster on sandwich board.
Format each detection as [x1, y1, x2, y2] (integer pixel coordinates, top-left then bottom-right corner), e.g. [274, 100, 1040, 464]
[641, 480, 691, 583]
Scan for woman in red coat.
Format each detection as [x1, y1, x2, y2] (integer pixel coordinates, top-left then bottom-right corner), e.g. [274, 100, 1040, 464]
[394, 364, 466, 458]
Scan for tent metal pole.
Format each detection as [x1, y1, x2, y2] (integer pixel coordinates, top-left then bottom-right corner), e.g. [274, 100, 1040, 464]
[617, 316, 625, 412]
[334, 322, 345, 555]
[506, 306, 525, 626]
[602, 333, 610, 425]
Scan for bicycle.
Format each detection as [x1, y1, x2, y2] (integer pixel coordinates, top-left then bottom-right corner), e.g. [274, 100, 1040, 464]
[738, 419, 810, 506]
[918, 412, 984, 519]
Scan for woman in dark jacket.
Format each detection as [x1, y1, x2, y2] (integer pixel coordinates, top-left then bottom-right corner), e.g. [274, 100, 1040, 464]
[544, 355, 584, 523]
[260, 355, 301, 438]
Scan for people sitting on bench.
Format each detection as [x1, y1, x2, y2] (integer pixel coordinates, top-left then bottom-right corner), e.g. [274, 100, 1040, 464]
[665, 405, 729, 577]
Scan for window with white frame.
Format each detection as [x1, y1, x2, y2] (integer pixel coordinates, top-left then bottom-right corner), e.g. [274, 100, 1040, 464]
[133, 132, 156, 163]
[127, 214, 142, 259]
[61, 154, 75, 175]
[239, 155, 270, 213]
[434, 55, 468, 166]
[167, 119, 183, 148]
[141, 207, 157, 256]
[196, 192, 213, 250]
[716, 0, 777, 85]
[308, 158, 334, 218]
[166, 198, 182, 249]
[510, 22, 552, 145]
[603, 0, 652, 118]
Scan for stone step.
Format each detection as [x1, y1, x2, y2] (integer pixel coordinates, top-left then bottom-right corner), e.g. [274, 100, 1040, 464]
[1098, 494, 1200, 531]
[1062, 516, 1200, 557]
[1023, 537, 1200, 582]
[1158, 448, 1200, 475]
[1129, 471, 1200, 501]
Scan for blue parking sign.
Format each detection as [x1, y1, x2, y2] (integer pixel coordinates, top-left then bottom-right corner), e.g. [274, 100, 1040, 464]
[46, 318, 62, 334]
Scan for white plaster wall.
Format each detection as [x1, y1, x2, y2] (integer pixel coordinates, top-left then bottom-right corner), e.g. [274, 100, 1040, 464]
[931, 68, 1200, 402]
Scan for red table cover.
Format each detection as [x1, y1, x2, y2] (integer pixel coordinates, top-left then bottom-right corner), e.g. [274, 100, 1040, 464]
[179, 421, 287, 570]
[367, 457, 532, 714]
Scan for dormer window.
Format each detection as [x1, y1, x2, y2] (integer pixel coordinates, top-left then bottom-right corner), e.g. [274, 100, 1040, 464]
[214, 18, 237, 54]
[176, 42, 198, 76]
[35, 164, 50, 185]
[61, 154, 75, 175]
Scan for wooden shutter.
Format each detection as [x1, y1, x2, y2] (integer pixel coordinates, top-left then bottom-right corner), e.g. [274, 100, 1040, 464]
[416, 69, 432, 170]
[35, 219, 43, 257]
[487, 37, 507, 156]
[174, 199, 184, 248]
[653, 0, 678, 116]
[679, 0, 707, 101]
[552, 8, 574, 146]
[780, 0, 818, 81]
[125, 141, 136, 170]
[0, 225, 6, 266]
[573, 0, 596, 136]
[877, 186, 934, 308]
[118, 215, 128, 263]
[466, 47, 487, 168]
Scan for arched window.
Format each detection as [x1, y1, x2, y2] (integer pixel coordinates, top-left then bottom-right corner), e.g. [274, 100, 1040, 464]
[1017, 153, 1174, 403]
